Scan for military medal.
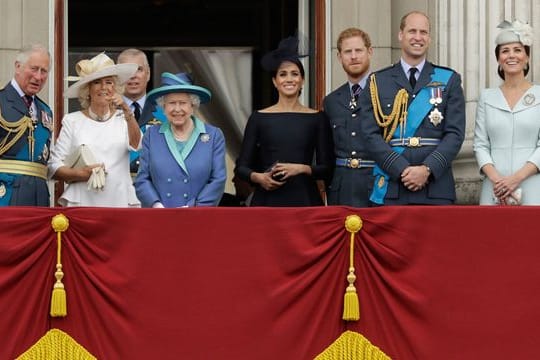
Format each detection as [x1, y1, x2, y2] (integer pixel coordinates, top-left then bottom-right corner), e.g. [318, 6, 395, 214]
[428, 108, 443, 126]
[428, 87, 444, 126]
[349, 84, 361, 110]
[429, 87, 443, 105]
[41, 110, 53, 131]
[349, 98, 357, 110]
[523, 93, 535, 106]
[42, 144, 49, 161]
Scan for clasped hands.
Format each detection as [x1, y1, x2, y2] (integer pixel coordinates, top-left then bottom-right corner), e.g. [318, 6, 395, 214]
[255, 162, 301, 191]
[401, 165, 430, 192]
[492, 177, 520, 205]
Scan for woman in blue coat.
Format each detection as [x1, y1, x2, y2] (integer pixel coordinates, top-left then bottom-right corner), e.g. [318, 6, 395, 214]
[134, 72, 226, 207]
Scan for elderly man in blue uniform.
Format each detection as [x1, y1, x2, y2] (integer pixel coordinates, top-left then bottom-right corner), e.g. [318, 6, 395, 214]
[0, 44, 53, 206]
[117, 48, 158, 178]
[358, 11, 465, 205]
[323, 27, 374, 207]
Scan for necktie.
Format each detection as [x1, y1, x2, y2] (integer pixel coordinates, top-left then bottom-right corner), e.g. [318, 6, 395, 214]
[22, 95, 33, 109]
[351, 83, 361, 102]
[22, 95, 35, 121]
[132, 102, 141, 121]
[409, 67, 418, 89]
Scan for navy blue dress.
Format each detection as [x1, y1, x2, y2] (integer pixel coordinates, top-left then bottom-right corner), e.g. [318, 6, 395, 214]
[235, 111, 333, 206]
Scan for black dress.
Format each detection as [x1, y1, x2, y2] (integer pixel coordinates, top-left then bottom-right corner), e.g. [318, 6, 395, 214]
[235, 111, 334, 206]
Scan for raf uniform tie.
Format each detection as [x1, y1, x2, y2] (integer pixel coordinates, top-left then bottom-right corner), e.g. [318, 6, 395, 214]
[22, 95, 36, 122]
[132, 102, 141, 121]
[22, 95, 33, 109]
[409, 67, 418, 89]
[349, 83, 361, 110]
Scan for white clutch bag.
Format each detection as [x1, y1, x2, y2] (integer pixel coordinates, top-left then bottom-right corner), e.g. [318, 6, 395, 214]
[64, 144, 97, 168]
[64, 144, 106, 191]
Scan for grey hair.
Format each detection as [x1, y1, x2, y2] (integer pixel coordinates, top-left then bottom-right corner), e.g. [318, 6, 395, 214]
[117, 48, 149, 68]
[156, 93, 201, 110]
[15, 44, 51, 66]
[77, 76, 124, 109]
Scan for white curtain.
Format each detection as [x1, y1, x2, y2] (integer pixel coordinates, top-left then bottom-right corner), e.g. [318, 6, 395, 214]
[154, 48, 252, 157]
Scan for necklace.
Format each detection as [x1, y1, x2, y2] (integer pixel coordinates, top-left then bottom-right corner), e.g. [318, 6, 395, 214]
[88, 107, 112, 122]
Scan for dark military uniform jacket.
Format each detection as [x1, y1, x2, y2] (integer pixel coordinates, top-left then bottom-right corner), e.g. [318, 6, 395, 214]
[128, 98, 158, 175]
[323, 81, 374, 207]
[0, 82, 52, 206]
[358, 61, 465, 205]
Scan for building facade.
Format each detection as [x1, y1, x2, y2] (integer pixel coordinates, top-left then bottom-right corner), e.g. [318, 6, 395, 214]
[1, 0, 538, 204]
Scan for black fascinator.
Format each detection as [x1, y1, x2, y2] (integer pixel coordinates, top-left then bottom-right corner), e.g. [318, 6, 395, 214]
[260, 35, 309, 72]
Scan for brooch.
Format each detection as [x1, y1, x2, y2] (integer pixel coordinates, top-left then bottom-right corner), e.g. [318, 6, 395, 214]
[200, 134, 210, 142]
[523, 93, 535, 106]
[0, 183, 5, 198]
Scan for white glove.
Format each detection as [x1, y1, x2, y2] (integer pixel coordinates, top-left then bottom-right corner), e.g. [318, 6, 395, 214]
[87, 165, 106, 191]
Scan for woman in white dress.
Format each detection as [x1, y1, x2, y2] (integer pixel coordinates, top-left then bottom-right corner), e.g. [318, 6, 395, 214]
[48, 53, 142, 207]
[474, 20, 540, 205]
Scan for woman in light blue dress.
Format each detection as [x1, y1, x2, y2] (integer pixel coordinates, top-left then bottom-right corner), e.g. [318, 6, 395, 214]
[474, 20, 540, 205]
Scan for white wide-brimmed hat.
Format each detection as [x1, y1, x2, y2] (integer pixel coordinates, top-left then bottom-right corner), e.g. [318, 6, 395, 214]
[64, 53, 138, 98]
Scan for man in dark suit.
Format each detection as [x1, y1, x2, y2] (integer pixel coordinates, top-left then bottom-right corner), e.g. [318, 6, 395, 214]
[117, 48, 158, 177]
[358, 11, 465, 205]
[323, 28, 374, 207]
[0, 44, 52, 206]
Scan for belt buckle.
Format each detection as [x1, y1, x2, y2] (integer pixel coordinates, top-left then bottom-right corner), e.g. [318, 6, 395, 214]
[349, 158, 360, 168]
[409, 137, 421, 147]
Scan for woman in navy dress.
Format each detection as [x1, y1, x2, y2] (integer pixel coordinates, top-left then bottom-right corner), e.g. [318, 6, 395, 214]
[235, 37, 334, 206]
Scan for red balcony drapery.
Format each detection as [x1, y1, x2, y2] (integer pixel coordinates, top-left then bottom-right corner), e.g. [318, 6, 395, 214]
[1, 206, 539, 359]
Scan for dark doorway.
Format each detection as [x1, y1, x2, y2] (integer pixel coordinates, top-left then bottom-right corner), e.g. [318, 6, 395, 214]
[68, 0, 299, 113]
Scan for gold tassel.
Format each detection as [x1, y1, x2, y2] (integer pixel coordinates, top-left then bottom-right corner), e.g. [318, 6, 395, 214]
[50, 214, 69, 317]
[314, 330, 391, 360]
[343, 215, 363, 321]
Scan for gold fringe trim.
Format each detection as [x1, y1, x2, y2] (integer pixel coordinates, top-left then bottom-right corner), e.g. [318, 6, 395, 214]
[343, 215, 362, 321]
[16, 328, 96, 360]
[315, 331, 391, 360]
[0, 107, 35, 158]
[369, 74, 409, 142]
[50, 214, 69, 317]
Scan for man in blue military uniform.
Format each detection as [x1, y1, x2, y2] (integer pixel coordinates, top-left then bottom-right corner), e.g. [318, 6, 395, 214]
[0, 44, 53, 206]
[359, 11, 465, 205]
[117, 48, 159, 178]
[323, 27, 375, 207]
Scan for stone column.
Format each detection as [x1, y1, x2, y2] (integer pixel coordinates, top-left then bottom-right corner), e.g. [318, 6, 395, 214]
[327, 0, 538, 204]
[0, 0, 52, 100]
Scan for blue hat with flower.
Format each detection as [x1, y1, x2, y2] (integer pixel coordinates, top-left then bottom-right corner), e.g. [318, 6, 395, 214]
[147, 72, 212, 104]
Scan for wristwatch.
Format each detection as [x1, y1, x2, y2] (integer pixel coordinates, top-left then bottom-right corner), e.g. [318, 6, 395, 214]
[424, 165, 431, 175]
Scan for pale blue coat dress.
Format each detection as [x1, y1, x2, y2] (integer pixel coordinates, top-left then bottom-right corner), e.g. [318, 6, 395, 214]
[474, 85, 540, 205]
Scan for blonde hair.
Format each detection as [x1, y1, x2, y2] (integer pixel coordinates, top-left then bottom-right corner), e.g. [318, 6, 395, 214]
[77, 76, 124, 109]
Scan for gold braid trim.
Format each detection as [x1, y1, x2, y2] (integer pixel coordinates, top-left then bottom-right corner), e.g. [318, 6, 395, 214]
[315, 331, 391, 360]
[16, 329, 96, 360]
[369, 74, 409, 142]
[0, 107, 35, 157]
